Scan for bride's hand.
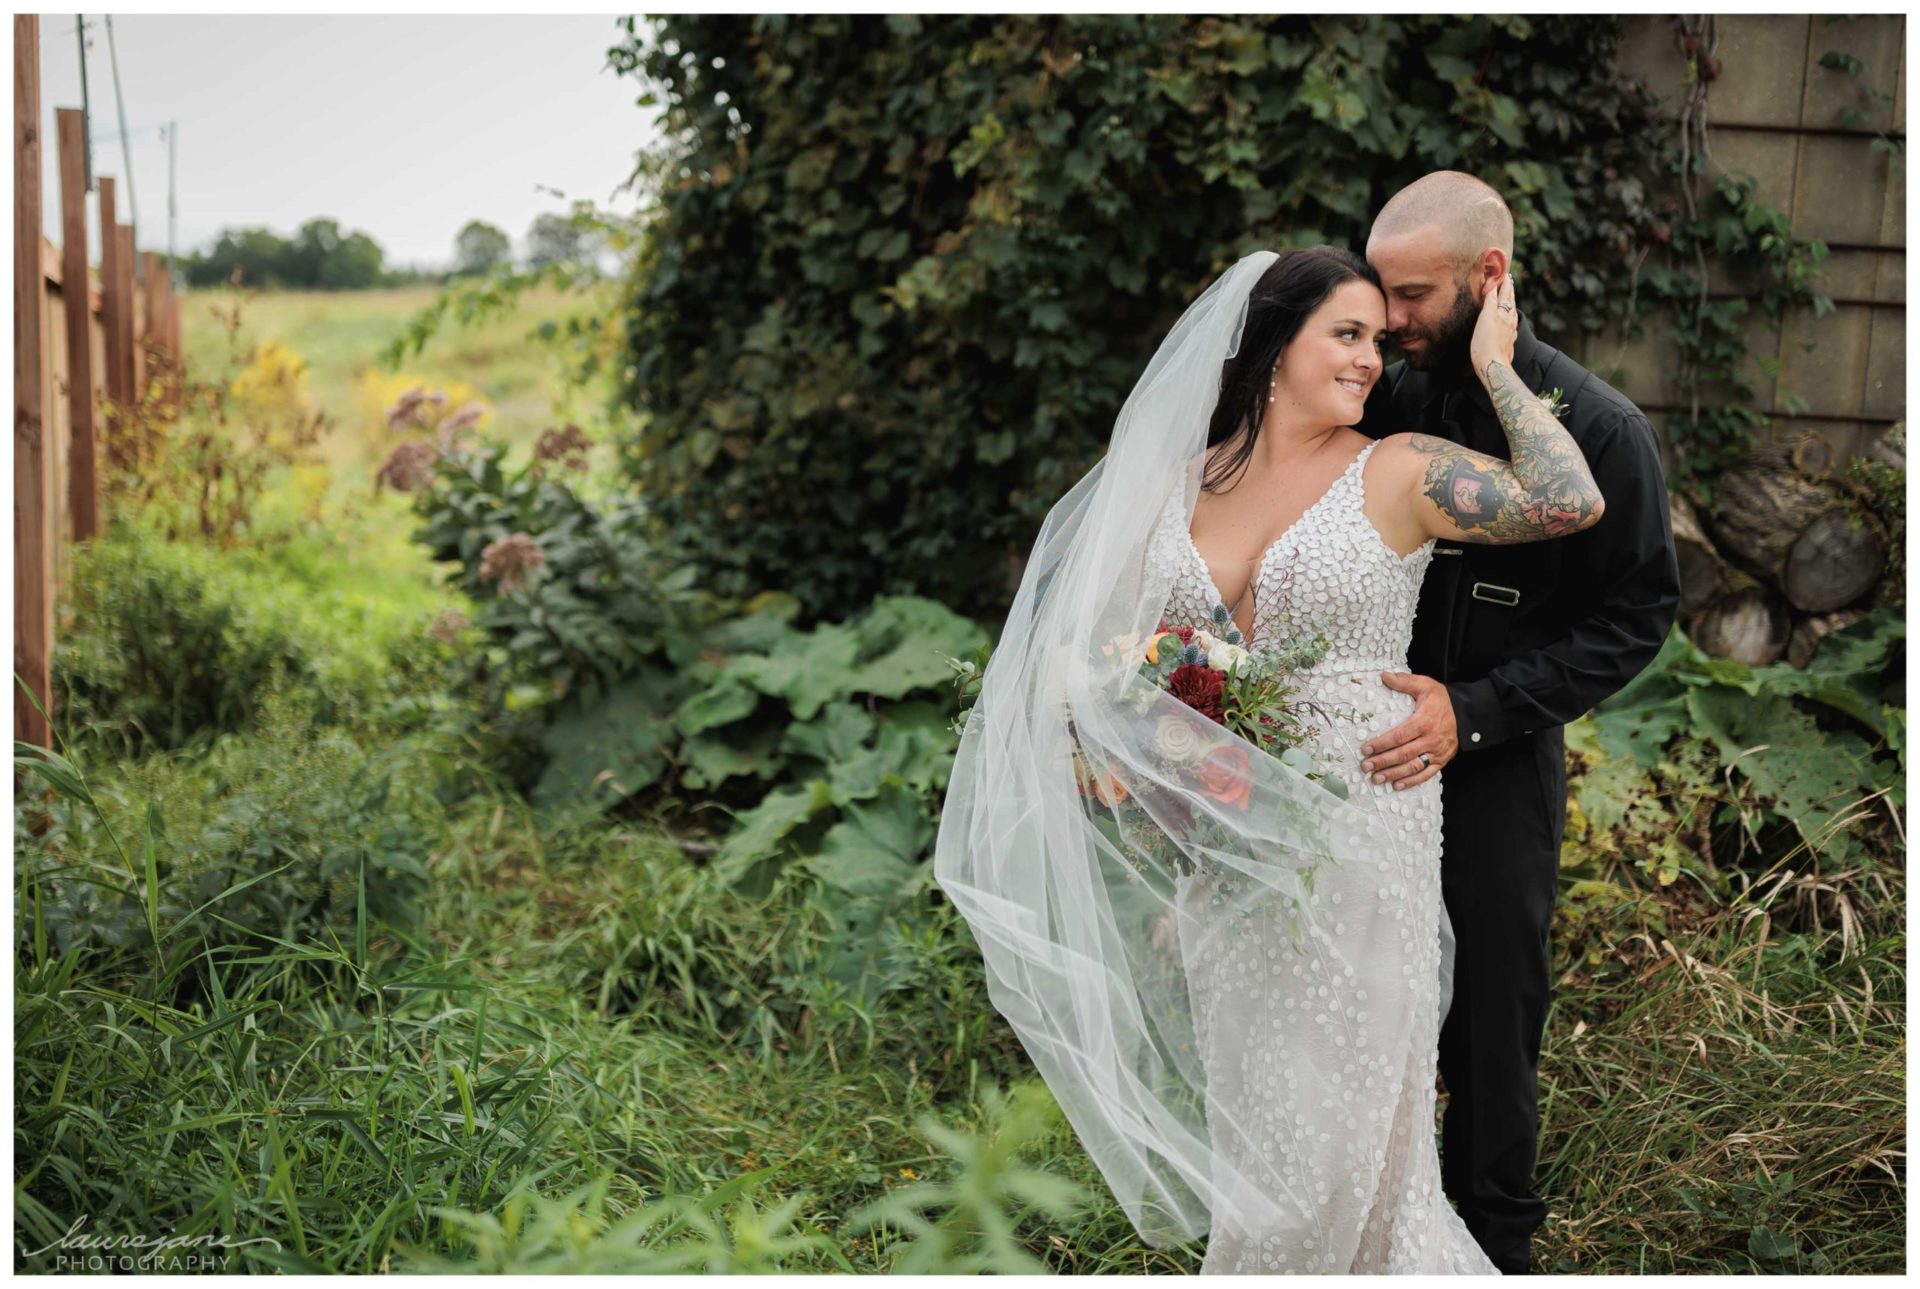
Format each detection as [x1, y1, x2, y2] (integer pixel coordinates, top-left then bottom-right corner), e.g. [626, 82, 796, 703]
[1469, 271, 1517, 387]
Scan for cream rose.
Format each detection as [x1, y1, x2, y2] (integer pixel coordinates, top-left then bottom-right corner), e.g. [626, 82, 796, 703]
[1192, 628, 1251, 675]
[1154, 712, 1205, 764]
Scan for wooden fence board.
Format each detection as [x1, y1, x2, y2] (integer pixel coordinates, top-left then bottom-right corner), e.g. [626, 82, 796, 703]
[97, 175, 125, 468]
[15, 14, 52, 749]
[56, 108, 96, 540]
[115, 223, 136, 410]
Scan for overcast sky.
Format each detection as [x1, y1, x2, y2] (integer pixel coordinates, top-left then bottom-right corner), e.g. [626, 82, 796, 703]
[34, 14, 660, 269]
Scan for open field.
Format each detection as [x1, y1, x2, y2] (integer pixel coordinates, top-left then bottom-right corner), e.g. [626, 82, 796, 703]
[178, 282, 624, 504]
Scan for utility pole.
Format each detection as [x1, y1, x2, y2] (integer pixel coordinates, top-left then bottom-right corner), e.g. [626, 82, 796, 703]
[105, 13, 134, 233]
[165, 119, 176, 282]
[74, 14, 91, 192]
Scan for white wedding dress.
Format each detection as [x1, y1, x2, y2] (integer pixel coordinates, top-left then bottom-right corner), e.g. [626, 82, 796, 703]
[1142, 439, 1499, 1274]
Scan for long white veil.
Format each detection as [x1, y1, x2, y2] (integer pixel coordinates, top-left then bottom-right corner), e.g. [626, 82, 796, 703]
[932, 251, 1455, 1249]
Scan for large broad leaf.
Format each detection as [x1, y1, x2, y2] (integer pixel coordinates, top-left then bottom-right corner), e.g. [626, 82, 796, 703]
[1587, 628, 1697, 769]
[675, 675, 761, 736]
[706, 608, 802, 655]
[679, 728, 784, 791]
[1594, 627, 1694, 714]
[728, 623, 863, 719]
[531, 666, 681, 820]
[805, 785, 934, 898]
[802, 784, 937, 1004]
[1565, 719, 1650, 836]
[850, 596, 989, 700]
[1685, 687, 1877, 861]
[826, 701, 960, 804]
[1794, 607, 1904, 676]
[1587, 692, 1690, 771]
[780, 701, 878, 769]
[710, 779, 834, 886]
[1748, 608, 1905, 735]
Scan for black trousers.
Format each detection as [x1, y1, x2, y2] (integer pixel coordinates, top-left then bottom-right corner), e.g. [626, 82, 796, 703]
[1435, 726, 1566, 1275]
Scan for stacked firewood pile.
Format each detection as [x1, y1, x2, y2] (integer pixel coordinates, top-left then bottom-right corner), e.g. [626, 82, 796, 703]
[1675, 429, 1902, 667]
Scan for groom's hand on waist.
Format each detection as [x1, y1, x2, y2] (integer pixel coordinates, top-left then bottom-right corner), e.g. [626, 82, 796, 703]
[1360, 673, 1458, 789]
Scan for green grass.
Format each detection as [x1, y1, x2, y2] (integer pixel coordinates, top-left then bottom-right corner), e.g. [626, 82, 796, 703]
[16, 713, 1903, 1272]
[13, 751, 1143, 1274]
[1536, 886, 1904, 1273]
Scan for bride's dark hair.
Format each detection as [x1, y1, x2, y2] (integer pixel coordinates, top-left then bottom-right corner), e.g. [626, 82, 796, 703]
[1201, 244, 1383, 493]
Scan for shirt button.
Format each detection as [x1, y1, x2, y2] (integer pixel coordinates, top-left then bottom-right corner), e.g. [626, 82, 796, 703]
[1470, 732, 1482, 743]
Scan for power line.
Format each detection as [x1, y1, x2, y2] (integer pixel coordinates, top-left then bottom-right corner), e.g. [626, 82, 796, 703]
[90, 122, 166, 144]
[164, 120, 177, 276]
[105, 13, 136, 232]
[75, 15, 93, 193]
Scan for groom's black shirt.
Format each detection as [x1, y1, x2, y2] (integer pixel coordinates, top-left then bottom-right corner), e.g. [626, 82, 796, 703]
[1356, 317, 1681, 753]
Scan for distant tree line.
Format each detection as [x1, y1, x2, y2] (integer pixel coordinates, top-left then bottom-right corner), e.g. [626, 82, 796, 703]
[178, 218, 405, 290]
[178, 211, 604, 290]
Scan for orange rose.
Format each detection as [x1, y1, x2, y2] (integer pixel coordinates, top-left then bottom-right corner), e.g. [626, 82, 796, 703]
[1195, 744, 1252, 810]
[1072, 751, 1131, 806]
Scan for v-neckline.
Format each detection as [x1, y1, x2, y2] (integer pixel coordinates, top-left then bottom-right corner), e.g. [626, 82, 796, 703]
[1183, 441, 1374, 646]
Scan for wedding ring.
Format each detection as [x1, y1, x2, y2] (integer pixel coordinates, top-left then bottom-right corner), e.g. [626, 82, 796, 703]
[1418, 752, 1433, 767]
[1499, 302, 1514, 312]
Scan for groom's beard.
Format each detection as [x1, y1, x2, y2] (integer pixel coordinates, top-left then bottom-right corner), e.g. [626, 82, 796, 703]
[1396, 285, 1478, 378]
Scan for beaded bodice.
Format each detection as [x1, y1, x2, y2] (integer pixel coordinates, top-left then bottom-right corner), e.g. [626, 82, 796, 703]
[1145, 441, 1436, 674]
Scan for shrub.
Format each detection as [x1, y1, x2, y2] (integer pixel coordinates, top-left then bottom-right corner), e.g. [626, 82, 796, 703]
[53, 527, 322, 757]
[122, 311, 331, 548]
[17, 688, 444, 984]
[404, 437, 711, 706]
[609, 15, 1678, 621]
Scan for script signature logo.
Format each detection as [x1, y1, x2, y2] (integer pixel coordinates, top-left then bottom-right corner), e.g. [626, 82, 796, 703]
[19, 1214, 285, 1271]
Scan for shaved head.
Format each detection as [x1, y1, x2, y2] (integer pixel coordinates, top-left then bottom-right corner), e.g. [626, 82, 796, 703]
[1367, 171, 1513, 271]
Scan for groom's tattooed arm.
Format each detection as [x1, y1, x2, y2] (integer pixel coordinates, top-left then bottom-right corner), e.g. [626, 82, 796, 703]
[1406, 364, 1606, 544]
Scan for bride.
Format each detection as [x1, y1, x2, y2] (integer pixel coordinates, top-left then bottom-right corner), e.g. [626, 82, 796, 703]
[932, 246, 1602, 1274]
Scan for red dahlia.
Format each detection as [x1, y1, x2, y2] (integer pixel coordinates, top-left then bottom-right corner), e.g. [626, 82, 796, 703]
[1167, 663, 1225, 723]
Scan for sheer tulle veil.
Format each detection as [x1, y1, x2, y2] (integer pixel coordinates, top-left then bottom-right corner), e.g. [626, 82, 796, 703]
[931, 250, 1456, 1247]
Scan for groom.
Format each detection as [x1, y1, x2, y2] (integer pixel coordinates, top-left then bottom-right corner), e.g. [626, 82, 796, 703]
[1354, 171, 1681, 1273]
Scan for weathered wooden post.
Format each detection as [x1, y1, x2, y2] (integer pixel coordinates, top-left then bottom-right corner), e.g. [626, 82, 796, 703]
[114, 222, 136, 461]
[15, 13, 53, 750]
[98, 174, 126, 468]
[56, 107, 97, 540]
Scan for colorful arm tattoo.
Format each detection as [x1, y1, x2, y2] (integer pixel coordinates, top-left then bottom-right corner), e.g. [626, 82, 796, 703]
[1412, 363, 1606, 543]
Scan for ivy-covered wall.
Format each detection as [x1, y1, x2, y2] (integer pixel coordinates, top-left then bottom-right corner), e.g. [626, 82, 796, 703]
[1585, 14, 1904, 468]
[610, 15, 1868, 622]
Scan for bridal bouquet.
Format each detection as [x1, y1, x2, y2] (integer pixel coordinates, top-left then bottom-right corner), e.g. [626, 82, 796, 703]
[1075, 604, 1358, 877]
[1101, 603, 1345, 788]
[945, 601, 1355, 884]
